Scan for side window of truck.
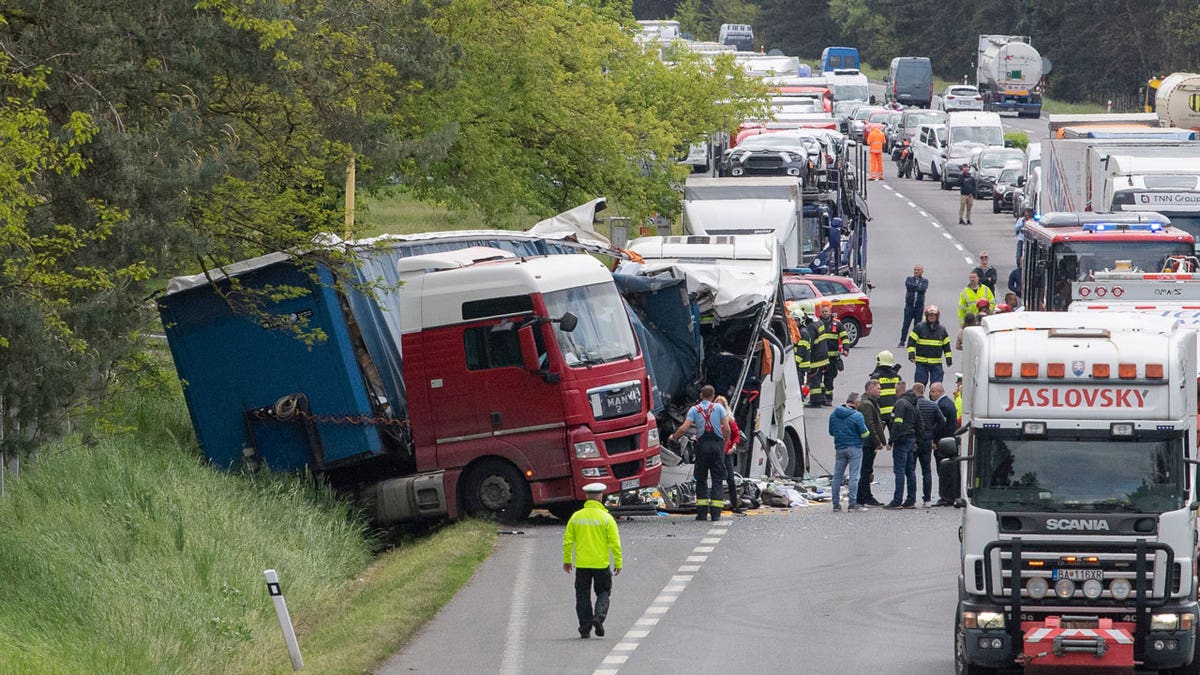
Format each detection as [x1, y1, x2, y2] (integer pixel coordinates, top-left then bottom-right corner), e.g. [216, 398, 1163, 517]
[464, 326, 524, 370]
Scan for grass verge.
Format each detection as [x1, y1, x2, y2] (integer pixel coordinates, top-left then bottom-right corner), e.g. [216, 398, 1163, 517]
[0, 354, 497, 673]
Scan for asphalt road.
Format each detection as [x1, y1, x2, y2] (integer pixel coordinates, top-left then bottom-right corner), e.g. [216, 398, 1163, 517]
[378, 157, 1021, 674]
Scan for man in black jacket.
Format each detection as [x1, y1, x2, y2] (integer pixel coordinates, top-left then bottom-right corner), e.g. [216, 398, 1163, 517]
[912, 383, 945, 508]
[958, 165, 977, 225]
[897, 264, 927, 349]
[971, 252, 997, 295]
[930, 382, 961, 506]
[883, 382, 923, 509]
[857, 379, 889, 507]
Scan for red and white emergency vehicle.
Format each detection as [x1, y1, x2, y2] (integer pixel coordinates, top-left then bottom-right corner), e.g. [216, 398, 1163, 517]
[955, 312, 1199, 674]
[1020, 211, 1193, 312]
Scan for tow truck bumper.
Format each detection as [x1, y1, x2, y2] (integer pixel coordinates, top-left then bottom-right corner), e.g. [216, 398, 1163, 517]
[1020, 617, 1135, 672]
[962, 628, 1015, 669]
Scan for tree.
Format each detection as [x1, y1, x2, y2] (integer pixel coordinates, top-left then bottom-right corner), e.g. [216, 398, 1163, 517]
[399, 0, 767, 223]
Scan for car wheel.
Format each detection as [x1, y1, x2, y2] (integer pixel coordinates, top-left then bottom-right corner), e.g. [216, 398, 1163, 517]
[915, 165, 924, 181]
[932, 163, 941, 181]
[841, 317, 861, 347]
[992, 200, 1000, 213]
[463, 458, 533, 524]
[941, 175, 950, 191]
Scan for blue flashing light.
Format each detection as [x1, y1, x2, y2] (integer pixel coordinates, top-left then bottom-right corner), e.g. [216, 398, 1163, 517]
[783, 267, 815, 275]
[1081, 221, 1166, 233]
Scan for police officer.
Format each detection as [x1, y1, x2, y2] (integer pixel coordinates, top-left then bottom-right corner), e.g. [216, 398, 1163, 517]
[868, 350, 902, 423]
[906, 304, 952, 387]
[812, 300, 848, 407]
[668, 385, 731, 521]
[563, 482, 623, 639]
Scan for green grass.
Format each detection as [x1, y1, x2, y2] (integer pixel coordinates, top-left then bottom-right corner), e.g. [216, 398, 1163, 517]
[0, 352, 497, 674]
[356, 189, 529, 237]
[1040, 97, 1107, 114]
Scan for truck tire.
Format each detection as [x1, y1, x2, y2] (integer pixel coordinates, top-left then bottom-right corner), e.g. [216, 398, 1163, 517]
[784, 431, 803, 477]
[463, 458, 533, 524]
[768, 432, 797, 477]
[954, 611, 1001, 675]
[546, 500, 582, 522]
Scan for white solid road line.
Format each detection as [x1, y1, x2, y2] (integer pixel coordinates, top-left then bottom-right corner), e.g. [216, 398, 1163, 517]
[498, 537, 535, 675]
[593, 522, 732, 675]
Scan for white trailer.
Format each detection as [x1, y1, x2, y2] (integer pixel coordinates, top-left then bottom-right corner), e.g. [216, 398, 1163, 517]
[1155, 72, 1200, 131]
[682, 177, 806, 268]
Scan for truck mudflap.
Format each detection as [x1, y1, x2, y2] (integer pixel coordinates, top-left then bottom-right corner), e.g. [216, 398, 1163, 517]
[1019, 616, 1134, 673]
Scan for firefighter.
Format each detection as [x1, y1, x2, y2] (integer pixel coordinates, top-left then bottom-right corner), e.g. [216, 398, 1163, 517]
[868, 350, 902, 423]
[906, 304, 952, 388]
[790, 303, 812, 378]
[810, 300, 848, 407]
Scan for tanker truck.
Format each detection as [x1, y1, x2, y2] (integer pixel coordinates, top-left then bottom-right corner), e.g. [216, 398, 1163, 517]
[1155, 72, 1200, 131]
[976, 35, 1043, 118]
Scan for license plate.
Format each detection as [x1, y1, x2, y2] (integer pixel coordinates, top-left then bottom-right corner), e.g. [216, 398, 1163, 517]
[1053, 568, 1103, 581]
[621, 478, 640, 490]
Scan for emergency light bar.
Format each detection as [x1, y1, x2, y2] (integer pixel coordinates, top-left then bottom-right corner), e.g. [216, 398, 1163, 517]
[1082, 222, 1164, 233]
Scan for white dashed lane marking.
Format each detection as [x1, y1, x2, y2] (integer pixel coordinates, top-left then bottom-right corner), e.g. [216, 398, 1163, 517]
[887, 180, 974, 266]
[593, 522, 732, 675]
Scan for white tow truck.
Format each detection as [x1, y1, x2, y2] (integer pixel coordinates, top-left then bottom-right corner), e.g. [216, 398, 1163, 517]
[955, 312, 1199, 674]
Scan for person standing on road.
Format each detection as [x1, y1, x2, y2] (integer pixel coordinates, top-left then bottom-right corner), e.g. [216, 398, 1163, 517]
[867, 124, 887, 181]
[911, 382, 945, 508]
[958, 165, 977, 225]
[957, 271, 995, 323]
[714, 395, 744, 514]
[857, 379, 889, 507]
[668, 385, 730, 522]
[1015, 207, 1034, 267]
[956, 313, 979, 351]
[971, 252, 997, 295]
[1007, 265, 1021, 298]
[828, 392, 869, 512]
[563, 482, 623, 639]
[930, 382, 960, 506]
[869, 350, 902, 423]
[906, 305, 952, 387]
[883, 381, 923, 510]
[898, 264, 928, 349]
[812, 301, 848, 407]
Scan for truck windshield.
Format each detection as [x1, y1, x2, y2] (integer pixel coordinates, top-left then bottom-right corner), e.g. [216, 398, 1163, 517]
[949, 126, 1004, 146]
[973, 431, 1185, 514]
[802, 215, 824, 257]
[1048, 240, 1195, 308]
[543, 282, 639, 367]
[831, 84, 869, 101]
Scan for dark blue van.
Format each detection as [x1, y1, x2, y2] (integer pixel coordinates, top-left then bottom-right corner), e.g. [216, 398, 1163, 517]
[820, 46, 860, 73]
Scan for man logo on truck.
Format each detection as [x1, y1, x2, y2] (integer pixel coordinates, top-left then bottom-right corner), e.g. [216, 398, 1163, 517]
[1046, 518, 1111, 531]
[1004, 386, 1148, 411]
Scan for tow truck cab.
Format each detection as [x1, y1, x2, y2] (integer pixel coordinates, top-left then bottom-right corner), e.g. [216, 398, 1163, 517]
[956, 312, 1199, 673]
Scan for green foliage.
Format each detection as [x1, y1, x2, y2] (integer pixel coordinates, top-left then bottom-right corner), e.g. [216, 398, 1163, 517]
[1004, 131, 1029, 152]
[673, 0, 708, 39]
[398, 0, 767, 223]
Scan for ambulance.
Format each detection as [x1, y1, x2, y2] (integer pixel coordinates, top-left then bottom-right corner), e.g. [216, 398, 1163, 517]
[955, 312, 1199, 674]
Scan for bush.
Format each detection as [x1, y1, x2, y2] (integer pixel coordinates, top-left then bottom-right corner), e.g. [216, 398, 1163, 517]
[1005, 131, 1029, 151]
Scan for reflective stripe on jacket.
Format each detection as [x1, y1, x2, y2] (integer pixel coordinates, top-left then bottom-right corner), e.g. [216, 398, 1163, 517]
[563, 500, 623, 569]
[907, 321, 951, 365]
[869, 364, 901, 417]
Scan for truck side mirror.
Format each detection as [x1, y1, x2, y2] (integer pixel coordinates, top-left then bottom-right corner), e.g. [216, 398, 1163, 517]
[558, 312, 578, 333]
[1017, 176, 1025, 187]
[518, 325, 541, 373]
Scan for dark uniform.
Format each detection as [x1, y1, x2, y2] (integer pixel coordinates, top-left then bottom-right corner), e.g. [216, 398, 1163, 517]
[934, 394, 961, 505]
[906, 320, 952, 387]
[810, 313, 847, 406]
[806, 317, 831, 407]
[869, 357, 902, 424]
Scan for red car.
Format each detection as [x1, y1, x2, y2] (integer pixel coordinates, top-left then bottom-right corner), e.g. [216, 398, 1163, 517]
[782, 272, 873, 347]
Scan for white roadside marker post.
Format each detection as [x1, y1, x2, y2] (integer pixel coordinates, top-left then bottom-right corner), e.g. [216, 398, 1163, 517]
[264, 569, 304, 670]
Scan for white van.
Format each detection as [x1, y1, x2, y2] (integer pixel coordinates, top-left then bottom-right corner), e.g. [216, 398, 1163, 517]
[718, 24, 754, 52]
[945, 111, 1005, 148]
[912, 123, 947, 181]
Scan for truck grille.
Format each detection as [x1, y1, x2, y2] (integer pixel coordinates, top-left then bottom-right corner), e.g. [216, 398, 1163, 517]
[983, 539, 1177, 606]
[610, 460, 641, 479]
[603, 434, 640, 456]
[746, 157, 783, 170]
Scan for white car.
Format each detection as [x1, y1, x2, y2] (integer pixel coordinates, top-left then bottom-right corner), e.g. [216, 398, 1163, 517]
[938, 85, 984, 113]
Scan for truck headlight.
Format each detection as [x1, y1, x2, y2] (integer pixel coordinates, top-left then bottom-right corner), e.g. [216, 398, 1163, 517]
[574, 441, 600, 459]
[647, 428, 660, 448]
[581, 467, 608, 478]
[1026, 577, 1049, 600]
[1082, 579, 1103, 600]
[1152, 613, 1180, 631]
[1110, 578, 1132, 600]
[1054, 578, 1076, 599]
[645, 453, 662, 468]
[976, 611, 1005, 629]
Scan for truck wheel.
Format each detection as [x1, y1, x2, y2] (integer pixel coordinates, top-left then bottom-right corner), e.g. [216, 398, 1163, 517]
[463, 459, 533, 524]
[954, 612, 1000, 675]
[841, 317, 862, 347]
[546, 500, 582, 521]
[768, 432, 797, 477]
